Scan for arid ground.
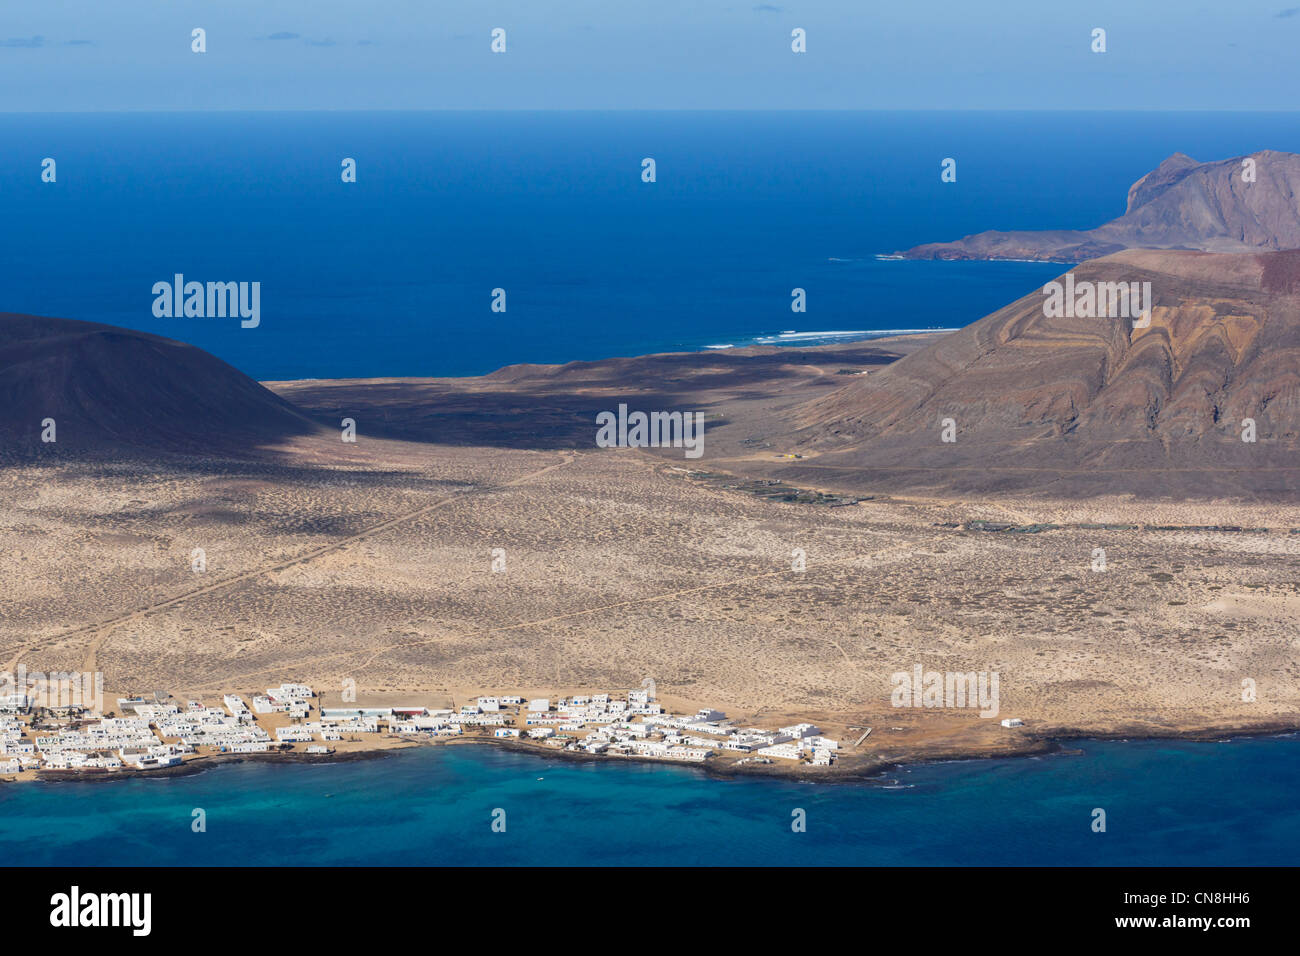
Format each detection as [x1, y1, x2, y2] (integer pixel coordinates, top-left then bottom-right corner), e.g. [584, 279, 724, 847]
[3, 329, 1297, 774]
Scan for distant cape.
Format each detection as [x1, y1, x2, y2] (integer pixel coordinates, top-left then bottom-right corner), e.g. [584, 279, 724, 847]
[899, 150, 1300, 262]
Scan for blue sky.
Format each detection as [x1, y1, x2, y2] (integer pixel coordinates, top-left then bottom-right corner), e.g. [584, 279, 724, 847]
[2, 1, 1299, 111]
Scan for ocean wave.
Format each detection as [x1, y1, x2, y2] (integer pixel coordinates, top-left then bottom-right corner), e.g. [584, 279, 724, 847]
[760, 330, 871, 341]
[696, 328, 956, 352]
[753, 328, 955, 345]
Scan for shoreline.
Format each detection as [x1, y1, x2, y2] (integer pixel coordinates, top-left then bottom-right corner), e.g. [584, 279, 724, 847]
[20, 743, 413, 785]
[258, 328, 952, 388]
[10, 718, 1297, 789]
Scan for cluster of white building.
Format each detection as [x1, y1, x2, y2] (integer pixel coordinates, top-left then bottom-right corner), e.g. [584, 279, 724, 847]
[0, 715, 38, 774]
[24, 711, 190, 771]
[252, 683, 314, 719]
[147, 698, 273, 753]
[0, 687, 309, 775]
[0, 679, 842, 776]
[318, 689, 839, 766]
[489, 691, 838, 766]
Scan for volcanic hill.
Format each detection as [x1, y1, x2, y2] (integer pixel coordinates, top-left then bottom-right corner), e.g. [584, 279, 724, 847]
[0, 313, 322, 458]
[752, 249, 1300, 499]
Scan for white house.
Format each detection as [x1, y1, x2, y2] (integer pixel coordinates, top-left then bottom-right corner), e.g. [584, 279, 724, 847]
[780, 723, 820, 739]
[757, 743, 804, 761]
[666, 747, 711, 762]
[0, 694, 31, 714]
[227, 741, 271, 753]
[631, 740, 670, 757]
[117, 747, 182, 770]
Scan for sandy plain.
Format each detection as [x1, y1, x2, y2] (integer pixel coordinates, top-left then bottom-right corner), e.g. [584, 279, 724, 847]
[2, 336, 1298, 779]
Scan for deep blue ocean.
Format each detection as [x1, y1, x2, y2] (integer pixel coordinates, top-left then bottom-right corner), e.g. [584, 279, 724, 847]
[4, 110, 1299, 380]
[2, 737, 1297, 866]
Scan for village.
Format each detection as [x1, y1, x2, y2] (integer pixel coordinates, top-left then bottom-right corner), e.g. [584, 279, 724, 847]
[0, 682, 844, 779]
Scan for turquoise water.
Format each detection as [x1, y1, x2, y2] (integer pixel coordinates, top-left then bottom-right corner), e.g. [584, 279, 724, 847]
[3, 736, 1296, 866]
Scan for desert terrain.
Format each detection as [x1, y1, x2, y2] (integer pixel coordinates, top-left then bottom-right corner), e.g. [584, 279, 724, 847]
[2, 292, 1298, 774]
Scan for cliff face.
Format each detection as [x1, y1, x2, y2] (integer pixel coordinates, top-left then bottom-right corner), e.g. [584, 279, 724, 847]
[0, 313, 321, 458]
[775, 249, 1300, 499]
[901, 151, 1300, 262]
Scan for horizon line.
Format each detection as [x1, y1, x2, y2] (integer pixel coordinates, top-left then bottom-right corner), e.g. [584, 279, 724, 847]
[4, 107, 1300, 115]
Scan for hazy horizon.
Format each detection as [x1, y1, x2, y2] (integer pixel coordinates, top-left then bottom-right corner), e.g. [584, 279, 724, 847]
[5, 1, 1300, 112]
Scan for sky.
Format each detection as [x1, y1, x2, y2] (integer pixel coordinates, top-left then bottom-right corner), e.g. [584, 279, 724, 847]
[2, 1, 1300, 111]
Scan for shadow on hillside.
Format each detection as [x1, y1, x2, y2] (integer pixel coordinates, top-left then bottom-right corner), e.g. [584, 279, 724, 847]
[275, 346, 900, 450]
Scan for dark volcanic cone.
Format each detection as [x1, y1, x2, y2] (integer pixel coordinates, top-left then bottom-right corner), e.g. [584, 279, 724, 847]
[0, 313, 323, 459]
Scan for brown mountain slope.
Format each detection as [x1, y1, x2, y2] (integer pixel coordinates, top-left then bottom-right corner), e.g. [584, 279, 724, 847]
[764, 250, 1300, 499]
[901, 150, 1300, 262]
[0, 313, 323, 459]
